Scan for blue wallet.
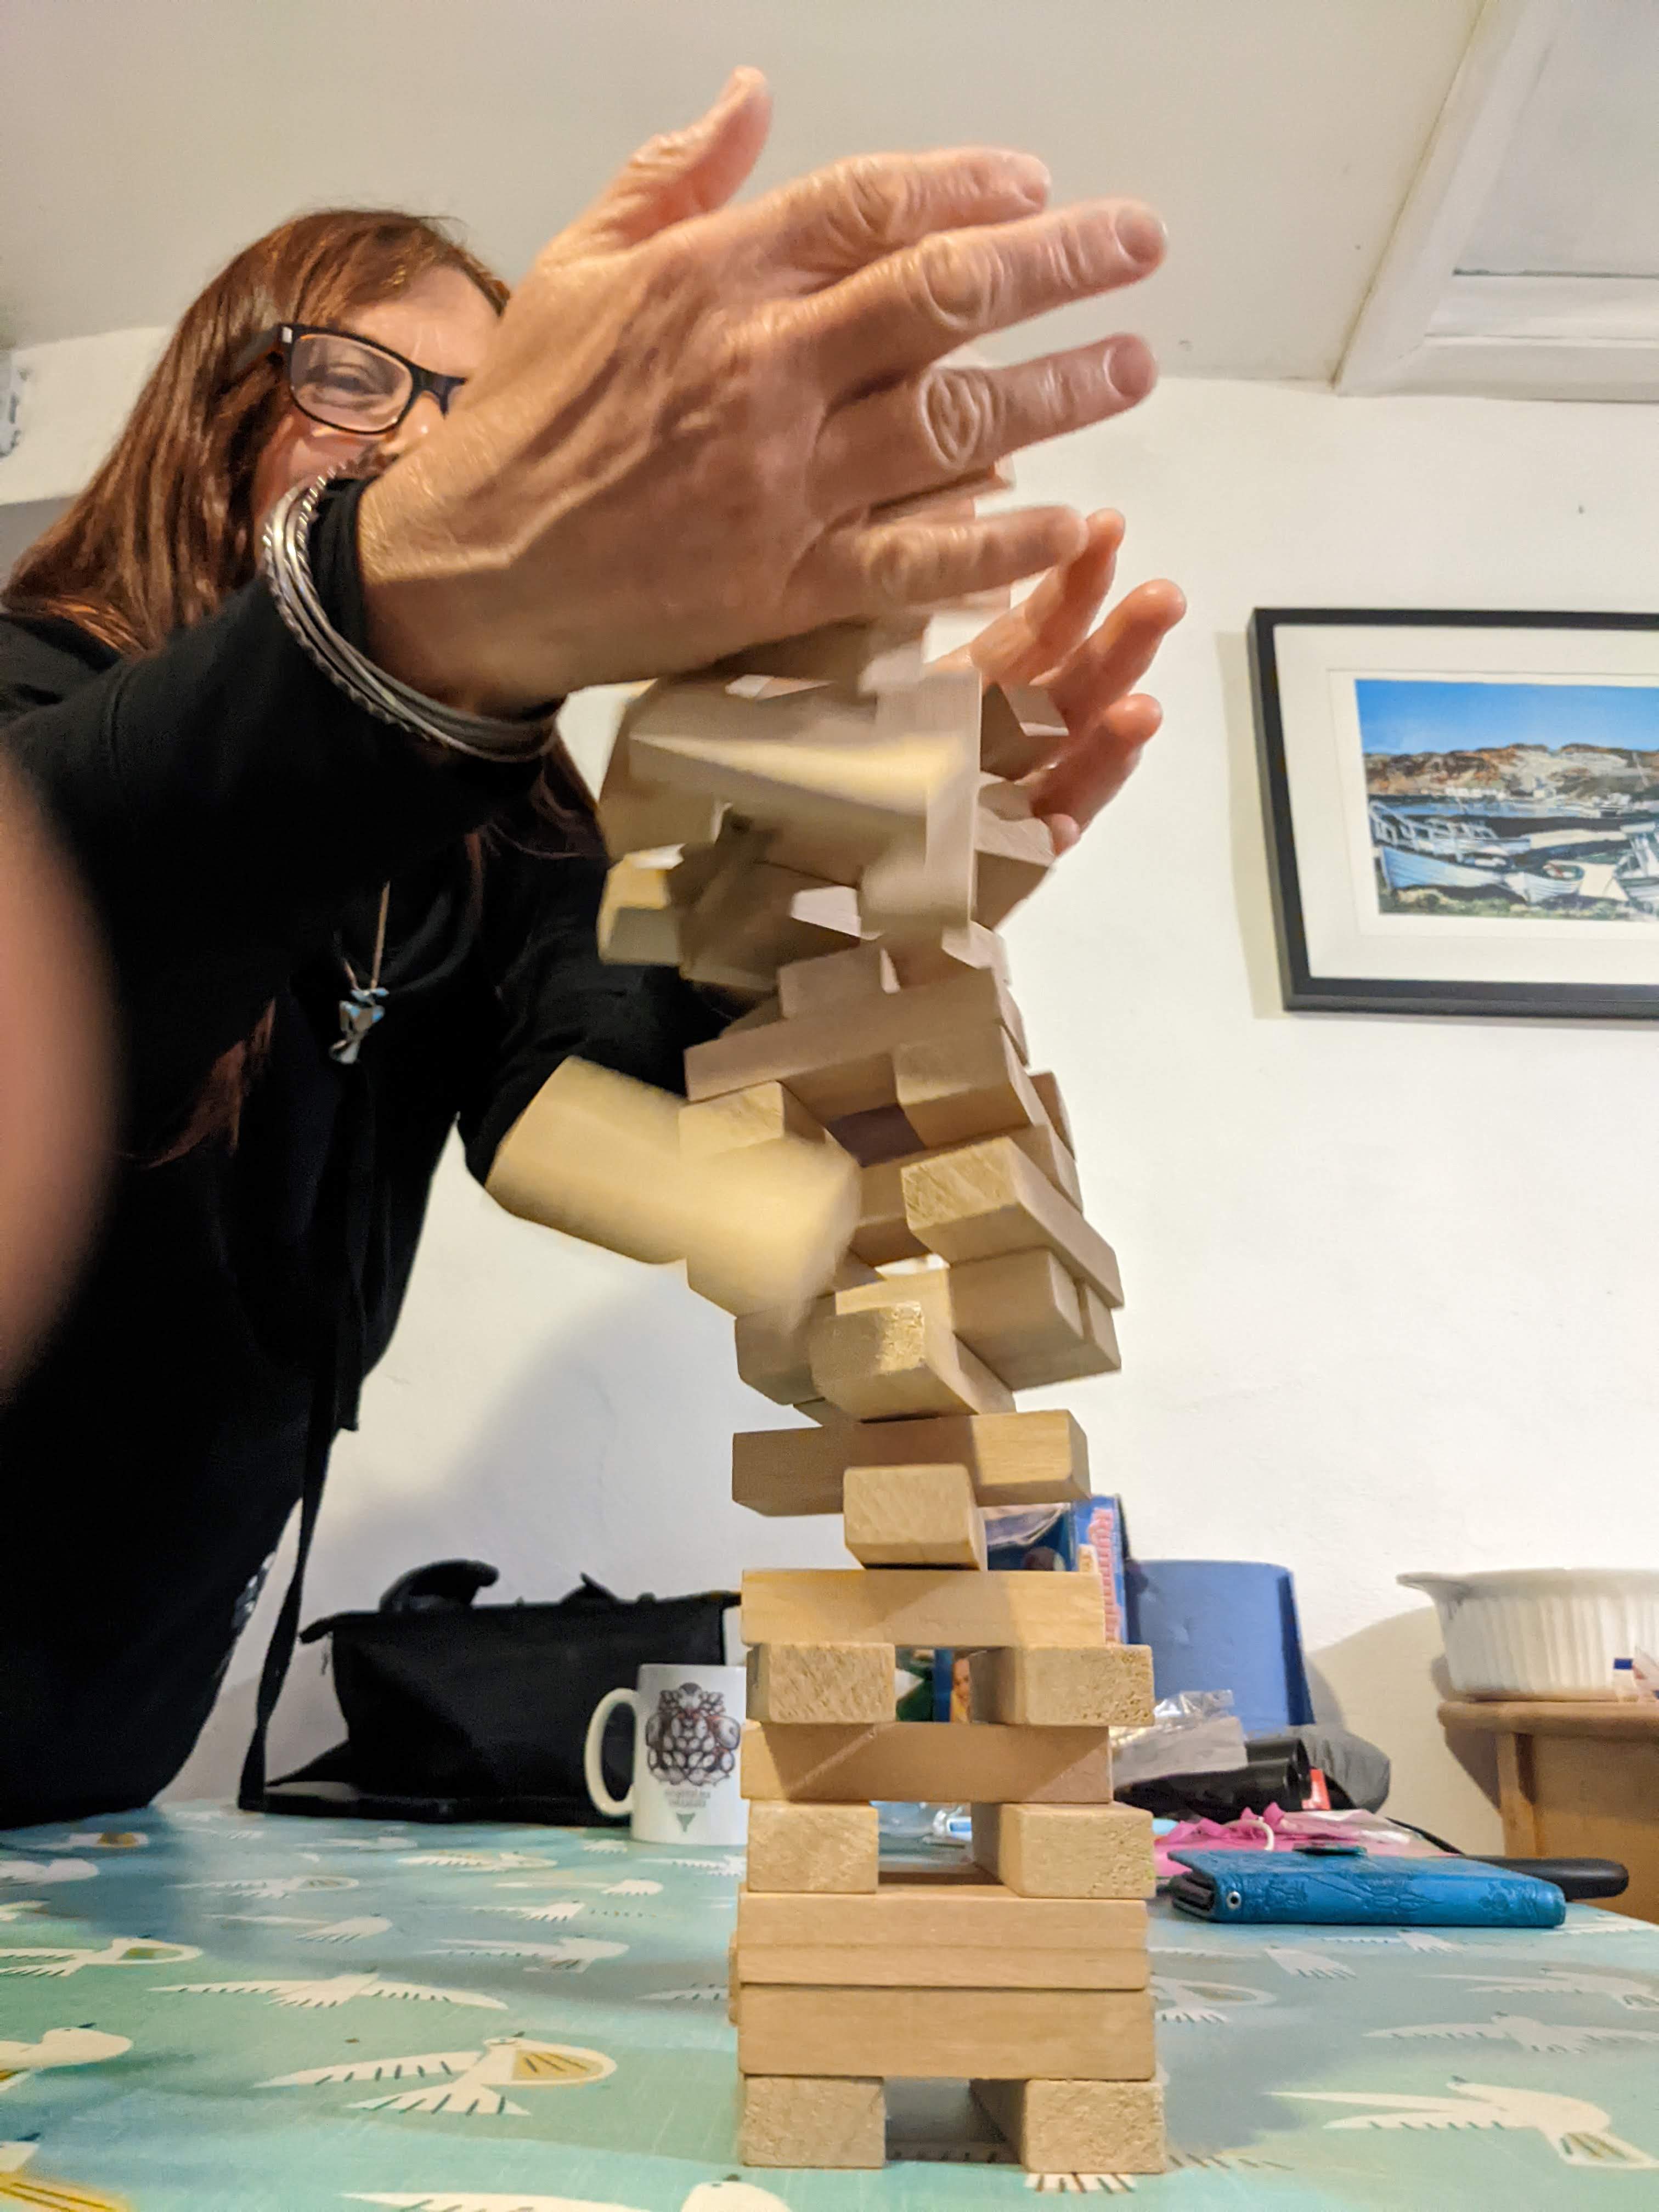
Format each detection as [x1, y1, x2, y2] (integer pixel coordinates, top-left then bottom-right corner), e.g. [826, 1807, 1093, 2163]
[1168, 1849, 1566, 1929]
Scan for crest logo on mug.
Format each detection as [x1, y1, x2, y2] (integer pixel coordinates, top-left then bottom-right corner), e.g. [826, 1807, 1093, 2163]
[584, 1664, 748, 1844]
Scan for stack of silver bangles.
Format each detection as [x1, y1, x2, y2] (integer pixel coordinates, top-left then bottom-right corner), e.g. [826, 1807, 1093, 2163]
[259, 472, 556, 765]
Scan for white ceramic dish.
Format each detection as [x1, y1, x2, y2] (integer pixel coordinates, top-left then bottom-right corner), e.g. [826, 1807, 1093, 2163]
[1400, 1567, 1659, 1699]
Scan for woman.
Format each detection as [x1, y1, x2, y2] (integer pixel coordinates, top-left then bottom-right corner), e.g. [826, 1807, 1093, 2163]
[0, 82, 1182, 1822]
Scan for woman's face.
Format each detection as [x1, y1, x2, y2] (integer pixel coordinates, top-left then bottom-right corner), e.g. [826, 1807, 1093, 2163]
[249, 264, 500, 533]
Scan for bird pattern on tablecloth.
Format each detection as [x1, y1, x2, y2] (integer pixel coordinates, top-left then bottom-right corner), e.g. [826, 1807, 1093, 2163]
[1152, 1976, 1277, 2024]
[0, 1939, 199, 1979]
[0, 2029, 131, 2095]
[213, 1915, 393, 1943]
[1435, 1967, 1659, 2013]
[262, 2035, 615, 2115]
[1369, 2013, 1659, 2055]
[175, 1876, 358, 1900]
[472, 1904, 584, 1926]
[0, 1861, 95, 1888]
[436, 1939, 627, 1974]
[1279, 2082, 1659, 2169]
[153, 1972, 506, 2012]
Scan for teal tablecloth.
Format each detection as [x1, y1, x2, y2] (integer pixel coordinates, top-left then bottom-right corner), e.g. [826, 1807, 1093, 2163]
[1, 1807, 1656, 2208]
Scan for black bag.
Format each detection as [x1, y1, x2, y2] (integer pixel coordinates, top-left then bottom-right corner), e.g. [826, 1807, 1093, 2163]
[263, 1561, 736, 1824]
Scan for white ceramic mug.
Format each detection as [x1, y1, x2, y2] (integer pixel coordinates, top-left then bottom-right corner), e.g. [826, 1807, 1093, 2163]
[583, 1663, 748, 1844]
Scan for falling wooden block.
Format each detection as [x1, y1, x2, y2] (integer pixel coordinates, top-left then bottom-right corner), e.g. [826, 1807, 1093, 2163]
[741, 1567, 1107, 1651]
[974, 778, 1057, 926]
[680, 857, 855, 995]
[731, 1410, 1091, 1518]
[887, 919, 1009, 992]
[969, 1645, 1156, 1729]
[741, 2075, 886, 2169]
[972, 2078, 1166, 2176]
[733, 1297, 833, 1407]
[684, 965, 1026, 1111]
[808, 1268, 1013, 1420]
[737, 1984, 1155, 2081]
[741, 1720, 1113, 1804]
[901, 1136, 1124, 1308]
[893, 1025, 1048, 1149]
[680, 1081, 836, 1161]
[597, 696, 726, 859]
[746, 1803, 879, 1893]
[486, 1058, 859, 1317]
[776, 941, 897, 1021]
[843, 1463, 986, 1568]
[948, 1249, 1120, 1390]
[747, 1642, 895, 1725]
[705, 618, 927, 691]
[970, 1804, 1157, 1899]
[596, 853, 682, 967]
[979, 683, 1068, 778]
[855, 670, 982, 940]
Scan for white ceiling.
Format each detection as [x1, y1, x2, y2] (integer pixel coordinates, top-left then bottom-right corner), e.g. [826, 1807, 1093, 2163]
[1, 0, 1481, 379]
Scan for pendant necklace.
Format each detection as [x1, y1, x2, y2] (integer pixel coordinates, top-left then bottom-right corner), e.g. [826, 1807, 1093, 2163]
[331, 883, 391, 1065]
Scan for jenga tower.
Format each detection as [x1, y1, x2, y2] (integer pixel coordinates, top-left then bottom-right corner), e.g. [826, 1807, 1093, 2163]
[597, 622, 1166, 2175]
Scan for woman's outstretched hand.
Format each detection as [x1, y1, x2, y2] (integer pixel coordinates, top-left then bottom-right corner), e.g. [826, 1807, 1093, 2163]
[359, 70, 1167, 712]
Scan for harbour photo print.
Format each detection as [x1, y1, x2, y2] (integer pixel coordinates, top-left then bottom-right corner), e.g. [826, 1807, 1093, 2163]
[1251, 610, 1659, 1017]
[1361, 676, 1659, 924]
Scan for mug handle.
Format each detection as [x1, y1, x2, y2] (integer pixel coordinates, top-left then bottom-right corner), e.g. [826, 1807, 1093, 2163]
[584, 1686, 641, 1818]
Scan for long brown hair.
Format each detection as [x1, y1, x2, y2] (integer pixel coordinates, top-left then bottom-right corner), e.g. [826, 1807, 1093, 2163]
[5, 208, 596, 1155]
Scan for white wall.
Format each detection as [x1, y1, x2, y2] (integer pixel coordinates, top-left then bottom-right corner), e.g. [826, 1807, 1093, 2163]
[160, 376, 1659, 1848]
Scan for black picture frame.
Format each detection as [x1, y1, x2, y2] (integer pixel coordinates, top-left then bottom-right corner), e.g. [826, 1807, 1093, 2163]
[1249, 607, 1659, 1020]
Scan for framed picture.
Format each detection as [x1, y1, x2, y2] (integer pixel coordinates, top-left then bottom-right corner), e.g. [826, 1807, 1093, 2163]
[1250, 608, 1659, 1018]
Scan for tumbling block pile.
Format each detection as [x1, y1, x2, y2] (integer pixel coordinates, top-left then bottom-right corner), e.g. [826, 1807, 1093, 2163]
[597, 616, 1165, 2176]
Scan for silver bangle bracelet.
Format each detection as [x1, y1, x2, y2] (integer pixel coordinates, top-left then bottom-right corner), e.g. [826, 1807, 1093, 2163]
[259, 472, 556, 766]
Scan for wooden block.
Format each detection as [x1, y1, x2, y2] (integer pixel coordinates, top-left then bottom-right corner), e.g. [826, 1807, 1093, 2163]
[855, 670, 982, 940]
[971, 1804, 1156, 1899]
[1010, 1118, 1082, 1205]
[723, 994, 782, 1034]
[843, 1462, 985, 1568]
[597, 698, 725, 859]
[733, 1297, 832, 1406]
[741, 2075, 885, 2169]
[974, 778, 1057, 926]
[1029, 1069, 1074, 1151]
[901, 1137, 1124, 1308]
[747, 1642, 895, 1724]
[850, 1159, 928, 1265]
[737, 1985, 1154, 2081]
[972, 2077, 1166, 2176]
[737, 1883, 1146, 1955]
[808, 1273, 1013, 1419]
[979, 683, 1068, 778]
[737, 1942, 1143, 1990]
[683, 966, 1026, 1112]
[486, 1057, 857, 1317]
[596, 853, 682, 967]
[742, 1567, 1105, 1651]
[948, 1249, 1119, 1390]
[1079, 1282, 1121, 1369]
[704, 618, 927, 692]
[732, 1410, 1091, 1517]
[680, 1081, 836, 1161]
[887, 919, 1009, 993]
[742, 1720, 1112, 1805]
[776, 941, 896, 1021]
[746, 1802, 878, 1893]
[893, 1024, 1047, 1149]
[680, 859, 854, 995]
[969, 1646, 1156, 1729]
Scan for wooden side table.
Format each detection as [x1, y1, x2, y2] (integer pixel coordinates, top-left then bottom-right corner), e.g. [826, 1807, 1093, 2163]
[1440, 1698, 1659, 1923]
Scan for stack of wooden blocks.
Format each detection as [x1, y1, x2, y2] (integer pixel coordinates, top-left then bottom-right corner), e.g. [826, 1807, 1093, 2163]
[596, 618, 1165, 2176]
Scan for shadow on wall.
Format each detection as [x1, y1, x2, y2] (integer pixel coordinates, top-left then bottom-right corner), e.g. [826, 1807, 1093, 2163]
[166, 1257, 837, 1806]
[1309, 1601, 1502, 1853]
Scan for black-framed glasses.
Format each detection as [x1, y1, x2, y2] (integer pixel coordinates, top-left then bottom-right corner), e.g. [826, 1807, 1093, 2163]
[227, 322, 467, 435]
